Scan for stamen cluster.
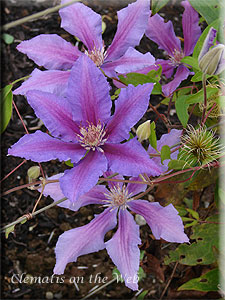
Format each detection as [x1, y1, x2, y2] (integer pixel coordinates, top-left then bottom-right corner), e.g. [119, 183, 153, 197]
[179, 125, 221, 167]
[169, 49, 184, 67]
[77, 121, 107, 152]
[104, 185, 133, 210]
[85, 45, 108, 67]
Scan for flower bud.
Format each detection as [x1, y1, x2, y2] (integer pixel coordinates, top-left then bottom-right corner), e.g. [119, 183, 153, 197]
[27, 166, 40, 182]
[199, 44, 225, 75]
[136, 120, 151, 141]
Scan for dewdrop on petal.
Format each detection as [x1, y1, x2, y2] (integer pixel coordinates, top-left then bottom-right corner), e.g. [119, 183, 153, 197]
[136, 120, 151, 142]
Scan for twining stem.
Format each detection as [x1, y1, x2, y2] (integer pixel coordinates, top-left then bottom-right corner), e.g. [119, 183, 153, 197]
[31, 181, 46, 214]
[2, 0, 80, 31]
[1, 197, 67, 232]
[201, 73, 207, 125]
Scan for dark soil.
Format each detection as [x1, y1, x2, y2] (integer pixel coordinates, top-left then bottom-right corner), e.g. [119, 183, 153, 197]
[1, 1, 220, 299]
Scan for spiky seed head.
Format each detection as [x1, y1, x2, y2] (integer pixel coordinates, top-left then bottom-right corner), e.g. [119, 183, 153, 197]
[178, 125, 221, 167]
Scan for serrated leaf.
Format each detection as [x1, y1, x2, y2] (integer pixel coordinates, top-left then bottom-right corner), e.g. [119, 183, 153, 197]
[186, 208, 199, 220]
[175, 95, 189, 127]
[151, 0, 170, 14]
[149, 121, 157, 150]
[164, 214, 219, 266]
[161, 145, 171, 164]
[189, 0, 222, 25]
[178, 268, 219, 292]
[2, 33, 14, 44]
[1, 84, 13, 133]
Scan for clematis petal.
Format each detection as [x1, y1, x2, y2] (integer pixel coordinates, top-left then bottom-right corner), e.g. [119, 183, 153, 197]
[13, 69, 70, 96]
[198, 27, 217, 62]
[103, 138, 162, 177]
[106, 0, 150, 61]
[67, 55, 112, 125]
[181, 0, 201, 56]
[106, 83, 153, 143]
[162, 64, 190, 97]
[8, 131, 85, 163]
[106, 209, 141, 291]
[127, 176, 148, 196]
[41, 173, 107, 211]
[156, 59, 175, 78]
[26, 90, 80, 142]
[148, 129, 182, 172]
[145, 13, 181, 56]
[60, 150, 108, 203]
[59, 1, 102, 50]
[104, 171, 124, 189]
[102, 47, 155, 77]
[54, 208, 117, 274]
[129, 200, 189, 243]
[17, 34, 80, 70]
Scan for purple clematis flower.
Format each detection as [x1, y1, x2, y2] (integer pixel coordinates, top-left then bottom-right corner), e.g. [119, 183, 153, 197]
[143, 0, 201, 96]
[9, 55, 162, 202]
[13, 0, 155, 96]
[40, 172, 189, 291]
[148, 129, 182, 172]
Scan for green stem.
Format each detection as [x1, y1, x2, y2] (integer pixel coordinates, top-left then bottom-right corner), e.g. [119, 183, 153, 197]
[1, 197, 67, 232]
[201, 73, 207, 125]
[11, 75, 30, 85]
[2, 0, 80, 31]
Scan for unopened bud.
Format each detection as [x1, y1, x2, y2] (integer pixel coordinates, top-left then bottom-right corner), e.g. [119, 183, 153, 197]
[199, 44, 225, 75]
[27, 166, 40, 182]
[136, 120, 151, 141]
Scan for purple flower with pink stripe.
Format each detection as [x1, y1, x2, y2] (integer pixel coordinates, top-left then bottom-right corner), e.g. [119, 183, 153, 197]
[41, 172, 189, 291]
[14, 0, 155, 96]
[9, 55, 162, 203]
[143, 0, 201, 96]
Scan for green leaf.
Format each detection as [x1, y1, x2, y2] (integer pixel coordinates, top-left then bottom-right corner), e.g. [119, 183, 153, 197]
[164, 214, 219, 266]
[189, 0, 222, 25]
[160, 145, 171, 164]
[149, 121, 157, 150]
[175, 95, 189, 127]
[185, 87, 218, 104]
[175, 205, 188, 217]
[118, 68, 162, 95]
[168, 159, 189, 170]
[178, 268, 219, 292]
[193, 19, 220, 59]
[1, 84, 13, 133]
[65, 159, 74, 167]
[151, 0, 170, 14]
[5, 224, 15, 239]
[2, 33, 14, 44]
[111, 88, 121, 100]
[186, 208, 199, 220]
[137, 290, 148, 300]
[181, 56, 200, 71]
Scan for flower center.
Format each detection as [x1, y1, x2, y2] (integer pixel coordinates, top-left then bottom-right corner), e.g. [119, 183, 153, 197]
[104, 185, 133, 210]
[77, 121, 107, 152]
[169, 49, 184, 67]
[85, 45, 108, 67]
